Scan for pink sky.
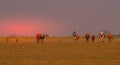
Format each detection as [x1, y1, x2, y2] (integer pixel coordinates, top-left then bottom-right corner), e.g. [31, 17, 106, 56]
[0, 16, 66, 36]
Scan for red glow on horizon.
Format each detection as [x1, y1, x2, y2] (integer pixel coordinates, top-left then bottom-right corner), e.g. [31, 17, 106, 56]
[1, 17, 60, 35]
[4, 22, 35, 35]
[9, 24, 32, 34]
[1, 17, 38, 35]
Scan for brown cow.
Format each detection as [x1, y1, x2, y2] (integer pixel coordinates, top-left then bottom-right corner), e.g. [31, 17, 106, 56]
[107, 33, 113, 43]
[85, 33, 90, 42]
[76, 35, 80, 40]
[73, 34, 80, 42]
[91, 35, 95, 42]
[36, 34, 45, 43]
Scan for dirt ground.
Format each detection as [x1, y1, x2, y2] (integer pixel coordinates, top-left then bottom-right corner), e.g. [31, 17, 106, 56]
[0, 37, 120, 65]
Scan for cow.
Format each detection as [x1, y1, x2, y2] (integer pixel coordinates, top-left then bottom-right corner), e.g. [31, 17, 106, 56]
[91, 34, 95, 43]
[74, 35, 80, 42]
[85, 33, 90, 42]
[100, 32, 105, 43]
[107, 33, 113, 43]
[76, 35, 80, 40]
[36, 34, 45, 43]
[72, 31, 80, 42]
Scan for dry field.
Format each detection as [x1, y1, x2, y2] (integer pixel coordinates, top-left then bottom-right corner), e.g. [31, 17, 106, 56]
[0, 37, 120, 65]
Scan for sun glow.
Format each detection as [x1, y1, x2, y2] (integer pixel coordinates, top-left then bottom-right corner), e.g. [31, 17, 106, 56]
[0, 16, 62, 36]
[10, 24, 32, 34]
[1, 17, 37, 35]
[4, 22, 34, 35]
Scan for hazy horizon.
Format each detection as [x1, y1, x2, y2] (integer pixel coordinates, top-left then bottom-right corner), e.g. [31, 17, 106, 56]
[0, 0, 120, 36]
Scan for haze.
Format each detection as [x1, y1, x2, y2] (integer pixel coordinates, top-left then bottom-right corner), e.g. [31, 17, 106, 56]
[0, 0, 120, 36]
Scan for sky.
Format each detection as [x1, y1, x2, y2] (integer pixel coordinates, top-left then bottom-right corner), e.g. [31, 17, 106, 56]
[0, 0, 120, 36]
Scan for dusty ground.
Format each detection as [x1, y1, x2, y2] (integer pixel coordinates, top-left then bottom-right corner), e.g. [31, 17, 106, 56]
[0, 37, 120, 65]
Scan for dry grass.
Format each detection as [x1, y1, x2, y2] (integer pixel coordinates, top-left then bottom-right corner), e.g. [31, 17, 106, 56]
[0, 37, 120, 65]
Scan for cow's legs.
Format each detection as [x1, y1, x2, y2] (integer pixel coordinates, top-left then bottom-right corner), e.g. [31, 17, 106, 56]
[100, 37, 104, 43]
[40, 39, 44, 43]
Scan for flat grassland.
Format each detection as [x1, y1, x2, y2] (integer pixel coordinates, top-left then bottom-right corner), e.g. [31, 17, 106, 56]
[0, 37, 120, 65]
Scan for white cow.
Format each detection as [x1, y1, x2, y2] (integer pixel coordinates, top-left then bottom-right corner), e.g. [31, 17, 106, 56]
[100, 32, 105, 43]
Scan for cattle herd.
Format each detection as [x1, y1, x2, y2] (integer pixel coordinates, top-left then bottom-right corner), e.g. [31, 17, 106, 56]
[3, 31, 113, 43]
[73, 31, 113, 43]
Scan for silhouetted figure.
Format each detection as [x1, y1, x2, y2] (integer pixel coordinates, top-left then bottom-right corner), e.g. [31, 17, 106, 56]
[73, 31, 76, 37]
[72, 31, 77, 40]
